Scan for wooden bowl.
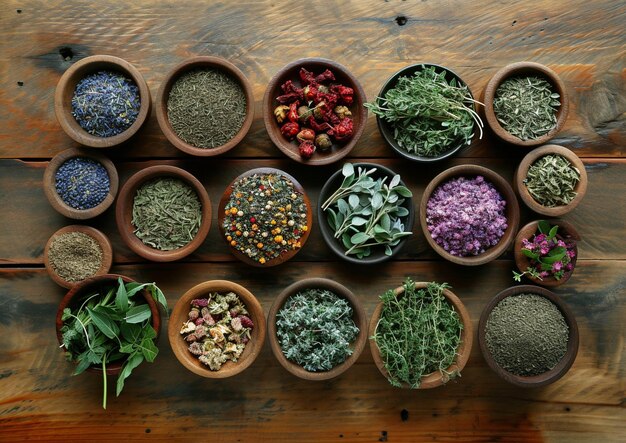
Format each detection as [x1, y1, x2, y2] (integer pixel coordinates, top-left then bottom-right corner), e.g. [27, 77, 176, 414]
[43, 148, 119, 220]
[156, 56, 254, 156]
[514, 144, 588, 216]
[44, 225, 113, 289]
[115, 165, 211, 262]
[483, 61, 569, 147]
[263, 58, 367, 165]
[478, 285, 579, 388]
[54, 55, 151, 148]
[369, 282, 473, 389]
[267, 278, 368, 381]
[318, 162, 414, 264]
[514, 219, 580, 287]
[374, 63, 479, 163]
[217, 167, 312, 267]
[420, 164, 520, 266]
[55, 274, 161, 375]
[168, 280, 265, 378]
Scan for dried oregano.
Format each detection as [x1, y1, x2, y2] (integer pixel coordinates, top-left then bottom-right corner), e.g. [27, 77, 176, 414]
[523, 154, 580, 207]
[276, 288, 359, 372]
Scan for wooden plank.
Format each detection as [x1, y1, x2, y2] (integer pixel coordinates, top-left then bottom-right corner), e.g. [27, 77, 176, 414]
[0, 260, 623, 442]
[0, 0, 624, 159]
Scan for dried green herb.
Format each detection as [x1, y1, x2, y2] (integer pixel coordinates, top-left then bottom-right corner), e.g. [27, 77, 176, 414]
[485, 293, 569, 376]
[493, 75, 560, 141]
[167, 68, 246, 149]
[132, 177, 202, 250]
[60, 278, 168, 409]
[276, 288, 359, 372]
[48, 231, 103, 282]
[372, 279, 462, 388]
[524, 154, 580, 207]
[365, 65, 483, 157]
[322, 163, 412, 259]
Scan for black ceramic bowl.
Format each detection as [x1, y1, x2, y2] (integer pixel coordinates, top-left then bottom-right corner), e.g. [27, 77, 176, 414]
[373, 63, 479, 163]
[318, 162, 414, 264]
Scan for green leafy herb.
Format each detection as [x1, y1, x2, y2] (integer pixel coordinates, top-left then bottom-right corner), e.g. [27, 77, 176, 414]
[322, 163, 412, 259]
[523, 154, 580, 207]
[365, 65, 483, 157]
[493, 75, 560, 141]
[60, 278, 168, 409]
[276, 288, 359, 372]
[372, 279, 462, 389]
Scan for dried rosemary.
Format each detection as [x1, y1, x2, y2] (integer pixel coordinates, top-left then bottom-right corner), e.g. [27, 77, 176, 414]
[132, 177, 202, 250]
[493, 75, 560, 141]
[524, 154, 580, 207]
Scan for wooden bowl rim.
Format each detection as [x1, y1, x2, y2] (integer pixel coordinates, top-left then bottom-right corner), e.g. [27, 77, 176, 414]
[115, 165, 212, 262]
[477, 284, 579, 387]
[217, 167, 312, 267]
[262, 57, 367, 166]
[374, 63, 478, 162]
[44, 225, 113, 289]
[514, 144, 588, 216]
[167, 280, 266, 378]
[55, 274, 160, 375]
[43, 147, 119, 220]
[483, 61, 569, 147]
[155, 56, 254, 157]
[419, 164, 520, 266]
[54, 55, 151, 148]
[368, 282, 473, 389]
[317, 162, 415, 264]
[267, 278, 368, 380]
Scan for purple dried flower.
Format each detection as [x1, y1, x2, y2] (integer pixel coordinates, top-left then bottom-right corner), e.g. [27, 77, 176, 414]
[552, 261, 563, 272]
[239, 315, 254, 329]
[192, 298, 209, 307]
[194, 317, 205, 326]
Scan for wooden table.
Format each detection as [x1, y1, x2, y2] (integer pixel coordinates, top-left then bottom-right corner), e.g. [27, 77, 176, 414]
[1, 1, 624, 441]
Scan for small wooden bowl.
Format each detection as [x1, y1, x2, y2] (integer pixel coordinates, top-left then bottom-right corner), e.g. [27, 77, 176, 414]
[54, 55, 151, 148]
[156, 56, 254, 156]
[374, 63, 479, 162]
[263, 58, 367, 165]
[267, 278, 368, 381]
[56, 274, 161, 375]
[420, 164, 519, 266]
[369, 282, 473, 389]
[168, 280, 266, 378]
[217, 167, 312, 267]
[514, 219, 580, 287]
[318, 162, 414, 264]
[43, 148, 119, 220]
[115, 165, 211, 262]
[478, 285, 579, 388]
[483, 61, 569, 147]
[514, 144, 588, 216]
[44, 225, 113, 289]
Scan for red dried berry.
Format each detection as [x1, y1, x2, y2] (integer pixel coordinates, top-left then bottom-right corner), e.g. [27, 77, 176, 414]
[280, 122, 300, 140]
[298, 140, 316, 159]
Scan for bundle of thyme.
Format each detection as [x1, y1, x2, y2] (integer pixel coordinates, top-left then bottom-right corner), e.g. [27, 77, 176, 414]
[365, 65, 483, 157]
[372, 279, 462, 388]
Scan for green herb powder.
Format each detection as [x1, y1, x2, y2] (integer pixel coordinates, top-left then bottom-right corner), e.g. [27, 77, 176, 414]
[48, 232, 103, 282]
[524, 154, 580, 207]
[132, 177, 202, 250]
[167, 68, 246, 149]
[485, 293, 569, 376]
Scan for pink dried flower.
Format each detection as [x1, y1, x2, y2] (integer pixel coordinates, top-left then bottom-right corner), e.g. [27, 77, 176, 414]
[552, 261, 563, 272]
[239, 315, 254, 329]
[192, 298, 209, 307]
[194, 317, 205, 326]
[188, 308, 200, 321]
[568, 249, 576, 259]
[194, 325, 208, 339]
[185, 334, 197, 343]
[566, 263, 573, 271]
[188, 342, 204, 356]
[231, 317, 243, 332]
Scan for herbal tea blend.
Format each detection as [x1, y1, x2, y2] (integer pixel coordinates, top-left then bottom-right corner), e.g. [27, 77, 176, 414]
[72, 70, 140, 137]
[494, 75, 560, 141]
[48, 231, 103, 282]
[524, 154, 581, 207]
[167, 68, 246, 149]
[365, 65, 483, 157]
[426, 176, 507, 256]
[222, 172, 308, 265]
[485, 293, 569, 376]
[179, 292, 254, 371]
[276, 288, 359, 372]
[55, 157, 110, 210]
[132, 177, 202, 250]
[373, 279, 462, 388]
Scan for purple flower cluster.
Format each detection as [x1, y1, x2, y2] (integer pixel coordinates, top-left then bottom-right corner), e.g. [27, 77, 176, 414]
[522, 232, 576, 280]
[426, 176, 507, 256]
